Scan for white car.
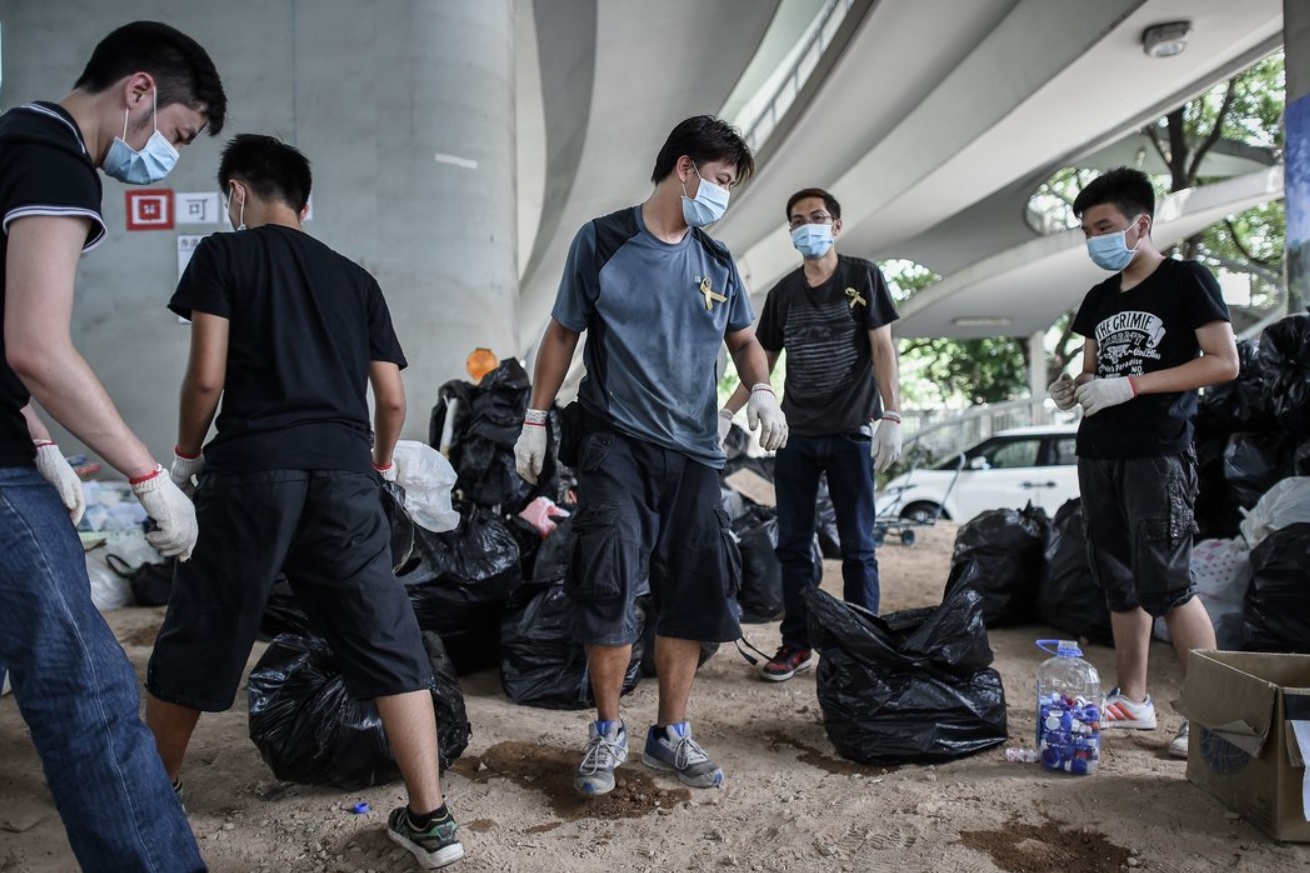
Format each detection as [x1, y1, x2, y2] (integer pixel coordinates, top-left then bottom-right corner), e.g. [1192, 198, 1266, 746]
[876, 425, 1080, 525]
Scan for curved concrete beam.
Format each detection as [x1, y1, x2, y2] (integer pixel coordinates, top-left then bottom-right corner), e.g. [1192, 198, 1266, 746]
[731, 0, 1282, 298]
[517, 0, 781, 351]
[893, 167, 1285, 339]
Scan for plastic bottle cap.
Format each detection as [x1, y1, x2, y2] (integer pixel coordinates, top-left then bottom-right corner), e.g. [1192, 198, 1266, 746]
[351, 802, 369, 815]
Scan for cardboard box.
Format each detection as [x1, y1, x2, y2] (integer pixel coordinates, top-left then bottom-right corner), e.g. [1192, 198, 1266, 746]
[1178, 650, 1310, 842]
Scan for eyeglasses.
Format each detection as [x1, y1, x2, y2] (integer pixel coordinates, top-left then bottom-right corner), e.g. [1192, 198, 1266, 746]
[788, 212, 834, 230]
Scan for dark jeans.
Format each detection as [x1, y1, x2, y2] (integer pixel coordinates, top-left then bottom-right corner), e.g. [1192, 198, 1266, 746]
[0, 466, 204, 872]
[775, 432, 879, 649]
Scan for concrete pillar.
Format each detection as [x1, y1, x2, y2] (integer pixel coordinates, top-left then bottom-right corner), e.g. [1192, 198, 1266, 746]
[369, 0, 520, 400]
[1285, 0, 1310, 314]
[1027, 329, 1046, 425]
[0, 0, 518, 459]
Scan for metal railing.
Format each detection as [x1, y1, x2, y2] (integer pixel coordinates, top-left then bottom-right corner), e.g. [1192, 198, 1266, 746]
[741, 0, 856, 151]
[899, 398, 1079, 466]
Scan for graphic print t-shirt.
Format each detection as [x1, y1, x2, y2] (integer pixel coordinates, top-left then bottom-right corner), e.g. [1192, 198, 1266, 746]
[1071, 258, 1230, 459]
[755, 255, 898, 436]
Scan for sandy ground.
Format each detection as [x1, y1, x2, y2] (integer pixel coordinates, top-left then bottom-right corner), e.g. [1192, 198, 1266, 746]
[3, 521, 1309, 873]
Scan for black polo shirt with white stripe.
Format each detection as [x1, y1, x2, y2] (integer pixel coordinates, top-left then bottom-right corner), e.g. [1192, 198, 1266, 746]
[0, 101, 105, 466]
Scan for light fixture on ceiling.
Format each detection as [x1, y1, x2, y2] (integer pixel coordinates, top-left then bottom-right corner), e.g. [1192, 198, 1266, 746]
[1142, 21, 1191, 59]
[952, 316, 1012, 328]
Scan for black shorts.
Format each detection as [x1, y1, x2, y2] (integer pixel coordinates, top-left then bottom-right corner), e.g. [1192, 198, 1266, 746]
[147, 469, 431, 712]
[1078, 452, 1198, 618]
[569, 429, 741, 647]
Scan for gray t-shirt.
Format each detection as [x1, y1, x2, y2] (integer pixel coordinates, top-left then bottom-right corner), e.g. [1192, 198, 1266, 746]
[552, 205, 754, 468]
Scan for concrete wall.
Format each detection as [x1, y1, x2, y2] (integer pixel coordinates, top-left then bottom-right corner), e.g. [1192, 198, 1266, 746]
[0, 0, 517, 467]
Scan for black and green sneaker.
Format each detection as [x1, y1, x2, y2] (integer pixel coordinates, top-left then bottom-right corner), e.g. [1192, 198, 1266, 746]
[387, 807, 465, 869]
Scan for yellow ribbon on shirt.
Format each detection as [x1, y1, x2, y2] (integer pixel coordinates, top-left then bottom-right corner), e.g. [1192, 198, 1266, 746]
[699, 276, 727, 311]
[845, 287, 867, 309]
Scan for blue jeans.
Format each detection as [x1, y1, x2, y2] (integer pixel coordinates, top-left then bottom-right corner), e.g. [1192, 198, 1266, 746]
[0, 466, 205, 872]
[775, 433, 879, 649]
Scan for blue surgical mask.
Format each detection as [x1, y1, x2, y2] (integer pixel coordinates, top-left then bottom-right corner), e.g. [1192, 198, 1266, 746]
[1086, 218, 1142, 272]
[791, 223, 834, 260]
[102, 91, 179, 185]
[681, 164, 730, 227]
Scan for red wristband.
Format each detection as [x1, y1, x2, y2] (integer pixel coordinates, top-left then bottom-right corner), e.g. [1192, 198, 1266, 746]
[174, 446, 201, 460]
[32, 440, 55, 448]
[128, 466, 162, 486]
[524, 421, 546, 428]
[1127, 376, 1138, 397]
[372, 462, 393, 472]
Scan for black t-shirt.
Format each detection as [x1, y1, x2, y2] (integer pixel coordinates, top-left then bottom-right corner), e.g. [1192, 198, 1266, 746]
[756, 254, 899, 436]
[0, 103, 106, 467]
[169, 226, 407, 473]
[1072, 258, 1230, 459]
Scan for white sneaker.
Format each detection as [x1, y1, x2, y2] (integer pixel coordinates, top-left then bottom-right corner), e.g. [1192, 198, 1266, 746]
[1168, 720, 1189, 758]
[1102, 687, 1157, 730]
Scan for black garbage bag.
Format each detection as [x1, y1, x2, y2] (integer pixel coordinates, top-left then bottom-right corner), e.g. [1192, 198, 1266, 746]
[1223, 431, 1295, 509]
[1197, 338, 1275, 437]
[498, 582, 644, 709]
[732, 506, 784, 623]
[247, 631, 470, 789]
[1195, 434, 1243, 540]
[815, 474, 842, 559]
[947, 505, 1050, 627]
[381, 480, 419, 576]
[531, 515, 577, 584]
[1258, 313, 1310, 439]
[429, 359, 552, 514]
[731, 506, 823, 624]
[103, 553, 175, 608]
[1036, 499, 1112, 645]
[1243, 522, 1310, 653]
[805, 585, 1007, 765]
[405, 503, 523, 674]
[636, 594, 720, 678]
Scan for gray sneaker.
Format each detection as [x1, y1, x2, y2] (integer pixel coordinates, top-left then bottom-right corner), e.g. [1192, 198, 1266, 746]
[1168, 720, 1190, 759]
[641, 722, 723, 788]
[574, 720, 628, 796]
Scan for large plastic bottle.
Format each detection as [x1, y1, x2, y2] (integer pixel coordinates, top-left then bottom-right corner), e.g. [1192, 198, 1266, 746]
[1035, 639, 1101, 775]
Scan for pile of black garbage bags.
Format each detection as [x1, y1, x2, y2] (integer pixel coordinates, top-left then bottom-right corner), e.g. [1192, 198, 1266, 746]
[938, 314, 1310, 658]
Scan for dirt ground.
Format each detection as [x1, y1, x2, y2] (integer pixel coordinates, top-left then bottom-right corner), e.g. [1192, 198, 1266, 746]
[3, 521, 1309, 872]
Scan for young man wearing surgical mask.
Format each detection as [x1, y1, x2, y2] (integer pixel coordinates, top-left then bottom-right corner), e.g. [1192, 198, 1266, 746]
[148, 135, 464, 869]
[721, 188, 901, 682]
[514, 115, 785, 797]
[0, 21, 224, 871]
[1050, 167, 1238, 759]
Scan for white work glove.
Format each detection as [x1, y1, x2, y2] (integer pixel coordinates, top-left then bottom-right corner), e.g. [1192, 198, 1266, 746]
[717, 408, 734, 447]
[169, 447, 205, 496]
[34, 441, 85, 526]
[746, 384, 788, 451]
[1049, 375, 1078, 412]
[872, 412, 903, 474]
[373, 461, 398, 482]
[130, 465, 198, 561]
[514, 408, 549, 485]
[1074, 376, 1136, 417]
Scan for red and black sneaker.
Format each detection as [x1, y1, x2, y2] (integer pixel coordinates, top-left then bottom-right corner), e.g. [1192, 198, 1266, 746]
[760, 646, 815, 682]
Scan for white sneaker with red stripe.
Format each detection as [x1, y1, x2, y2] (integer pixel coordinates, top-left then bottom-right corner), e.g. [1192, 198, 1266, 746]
[1102, 687, 1157, 730]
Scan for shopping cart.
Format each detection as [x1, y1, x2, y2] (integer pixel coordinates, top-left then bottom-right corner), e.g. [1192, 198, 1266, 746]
[871, 449, 964, 546]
